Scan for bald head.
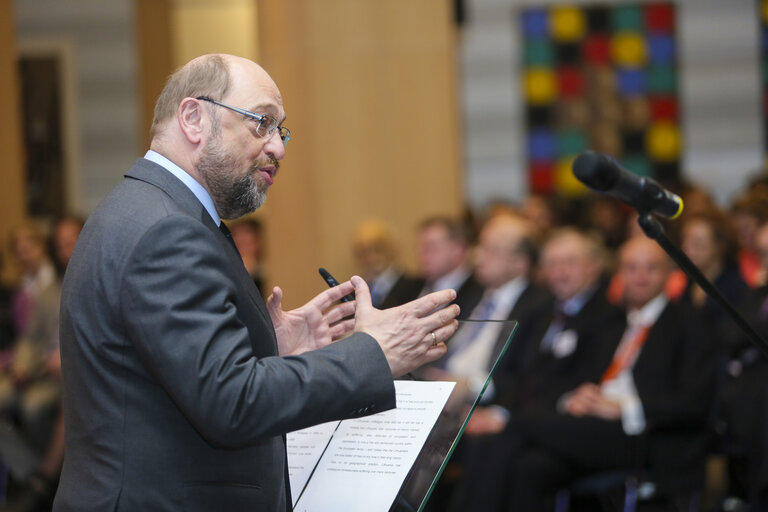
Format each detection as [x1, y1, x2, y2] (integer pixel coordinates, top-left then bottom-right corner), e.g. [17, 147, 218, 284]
[619, 236, 672, 309]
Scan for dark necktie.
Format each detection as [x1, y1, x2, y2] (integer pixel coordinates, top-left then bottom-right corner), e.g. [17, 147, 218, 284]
[219, 222, 241, 257]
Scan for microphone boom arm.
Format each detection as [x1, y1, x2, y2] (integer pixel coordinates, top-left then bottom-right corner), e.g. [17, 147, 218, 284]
[637, 213, 768, 359]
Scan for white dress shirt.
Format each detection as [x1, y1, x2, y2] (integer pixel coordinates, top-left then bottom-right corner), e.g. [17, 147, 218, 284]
[447, 276, 528, 398]
[602, 293, 668, 435]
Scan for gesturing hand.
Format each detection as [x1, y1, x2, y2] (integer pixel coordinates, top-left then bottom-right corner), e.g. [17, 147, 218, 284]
[351, 276, 460, 377]
[267, 281, 357, 356]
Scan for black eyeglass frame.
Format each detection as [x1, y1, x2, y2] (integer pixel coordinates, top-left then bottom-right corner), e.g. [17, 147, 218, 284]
[196, 96, 290, 145]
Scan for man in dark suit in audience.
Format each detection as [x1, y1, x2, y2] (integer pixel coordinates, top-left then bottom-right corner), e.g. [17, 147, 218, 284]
[503, 236, 719, 511]
[53, 54, 459, 512]
[401, 216, 484, 316]
[425, 214, 551, 404]
[449, 227, 625, 511]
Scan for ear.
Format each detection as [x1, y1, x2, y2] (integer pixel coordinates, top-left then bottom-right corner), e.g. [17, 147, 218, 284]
[177, 97, 206, 145]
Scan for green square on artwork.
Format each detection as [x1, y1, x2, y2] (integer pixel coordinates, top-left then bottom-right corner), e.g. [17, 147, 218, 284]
[524, 39, 554, 66]
[557, 130, 587, 157]
[612, 6, 642, 31]
[648, 66, 677, 93]
[764, 57, 768, 85]
[622, 154, 652, 177]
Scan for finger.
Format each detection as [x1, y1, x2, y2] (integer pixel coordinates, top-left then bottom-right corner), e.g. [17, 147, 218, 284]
[329, 318, 356, 341]
[311, 280, 356, 310]
[325, 300, 356, 325]
[421, 342, 448, 364]
[428, 320, 459, 347]
[351, 275, 373, 311]
[418, 304, 461, 336]
[266, 286, 283, 318]
[406, 289, 457, 317]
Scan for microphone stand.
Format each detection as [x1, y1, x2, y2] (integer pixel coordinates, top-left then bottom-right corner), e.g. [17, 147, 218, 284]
[637, 212, 768, 359]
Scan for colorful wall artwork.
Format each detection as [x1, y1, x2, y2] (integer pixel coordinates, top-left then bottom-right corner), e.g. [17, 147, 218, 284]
[520, 3, 680, 195]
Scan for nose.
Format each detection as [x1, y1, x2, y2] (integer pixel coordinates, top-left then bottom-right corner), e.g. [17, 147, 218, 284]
[263, 130, 286, 161]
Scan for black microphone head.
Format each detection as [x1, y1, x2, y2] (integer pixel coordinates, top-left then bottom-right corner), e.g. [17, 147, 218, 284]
[572, 150, 618, 192]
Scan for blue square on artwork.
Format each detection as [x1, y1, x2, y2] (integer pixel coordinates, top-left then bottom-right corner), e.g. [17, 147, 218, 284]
[529, 129, 556, 161]
[763, 29, 768, 53]
[648, 34, 675, 65]
[617, 68, 647, 95]
[522, 9, 548, 39]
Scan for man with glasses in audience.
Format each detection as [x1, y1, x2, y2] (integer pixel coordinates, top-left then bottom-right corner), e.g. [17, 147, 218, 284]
[53, 54, 459, 512]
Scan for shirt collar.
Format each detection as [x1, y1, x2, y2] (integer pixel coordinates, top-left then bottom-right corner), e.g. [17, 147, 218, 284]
[627, 293, 668, 328]
[485, 275, 528, 315]
[144, 150, 221, 226]
[431, 265, 471, 293]
[560, 284, 596, 316]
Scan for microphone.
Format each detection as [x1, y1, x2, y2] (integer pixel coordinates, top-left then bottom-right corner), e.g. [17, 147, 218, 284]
[572, 150, 684, 219]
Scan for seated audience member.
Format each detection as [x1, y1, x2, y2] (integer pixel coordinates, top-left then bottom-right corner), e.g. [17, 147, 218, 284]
[6, 224, 56, 342]
[0, 222, 74, 512]
[425, 214, 552, 402]
[517, 228, 625, 411]
[421, 214, 550, 512]
[410, 216, 483, 316]
[453, 236, 720, 511]
[448, 228, 625, 512]
[729, 193, 768, 287]
[716, 219, 768, 508]
[680, 209, 749, 335]
[352, 219, 421, 308]
[229, 217, 267, 296]
[503, 236, 721, 511]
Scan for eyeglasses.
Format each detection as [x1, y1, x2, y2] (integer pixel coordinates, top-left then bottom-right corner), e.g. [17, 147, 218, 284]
[196, 96, 290, 146]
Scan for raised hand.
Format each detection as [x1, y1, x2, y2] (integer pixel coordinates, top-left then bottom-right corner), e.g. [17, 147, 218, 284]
[267, 281, 357, 356]
[351, 276, 459, 377]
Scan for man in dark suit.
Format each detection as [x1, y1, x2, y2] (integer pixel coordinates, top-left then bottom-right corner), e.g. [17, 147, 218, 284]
[504, 235, 721, 511]
[448, 227, 625, 512]
[388, 216, 484, 316]
[53, 54, 459, 512]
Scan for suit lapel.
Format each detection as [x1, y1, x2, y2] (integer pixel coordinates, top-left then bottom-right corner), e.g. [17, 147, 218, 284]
[124, 158, 275, 336]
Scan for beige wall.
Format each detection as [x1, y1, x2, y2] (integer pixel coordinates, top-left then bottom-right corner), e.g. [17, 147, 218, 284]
[0, 0, 27, 282]
[257, 0, 463, 307]
[170, 0, 258, 65]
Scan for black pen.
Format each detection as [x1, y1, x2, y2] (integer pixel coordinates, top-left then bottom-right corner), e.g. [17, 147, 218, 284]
[318, 268, 355, 302]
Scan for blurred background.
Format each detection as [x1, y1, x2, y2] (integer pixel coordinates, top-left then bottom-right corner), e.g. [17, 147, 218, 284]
[3, 1, 768, 511]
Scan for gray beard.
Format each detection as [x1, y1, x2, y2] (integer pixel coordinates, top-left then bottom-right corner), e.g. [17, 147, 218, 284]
[197, 139, 266, 220]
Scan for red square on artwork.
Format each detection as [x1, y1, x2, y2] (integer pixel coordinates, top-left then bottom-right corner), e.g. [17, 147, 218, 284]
[645, 4, 674, 33]
[557, 67, 585, 98]
[530, 162, 554, 194]
[650, 96, 678, 120]
[582, 35, 611, 65]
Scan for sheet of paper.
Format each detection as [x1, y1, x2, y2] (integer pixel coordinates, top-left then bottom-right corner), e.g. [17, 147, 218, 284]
[287, 420, 340, 505]
[292, 380, 455, 512]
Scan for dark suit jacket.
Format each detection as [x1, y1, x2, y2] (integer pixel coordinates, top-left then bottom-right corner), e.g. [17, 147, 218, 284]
[518, 285, 626, 410]
[490, 283, 553, 402]
[379, 272, 485, 321]
[54, 159, 396, 512]
[637, 301, 722, 491]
